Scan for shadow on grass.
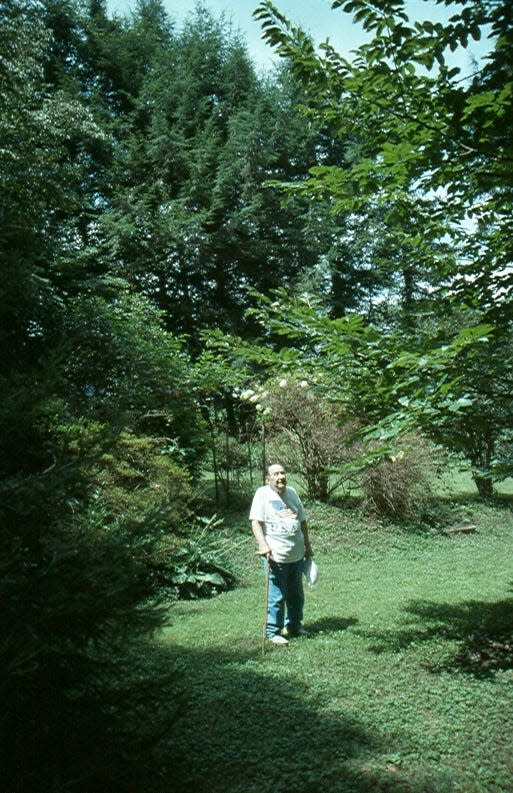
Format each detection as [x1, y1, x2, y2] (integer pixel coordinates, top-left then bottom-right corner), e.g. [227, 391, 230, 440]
[432, 490, 513, 514]
[153, 641, 456, 793]
[308, 615, 359, 634]
[360, 597, 513, 676]
[7, 636, 462, 793]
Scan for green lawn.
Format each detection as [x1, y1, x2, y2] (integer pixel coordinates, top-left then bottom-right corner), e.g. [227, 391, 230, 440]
[157, 496, 513, 793]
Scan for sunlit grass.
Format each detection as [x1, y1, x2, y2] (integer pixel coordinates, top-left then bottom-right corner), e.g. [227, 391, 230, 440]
[160, 494, 513, 792]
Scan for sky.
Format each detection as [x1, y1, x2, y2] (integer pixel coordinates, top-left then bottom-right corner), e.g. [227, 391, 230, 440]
[105, 0, 490, 74]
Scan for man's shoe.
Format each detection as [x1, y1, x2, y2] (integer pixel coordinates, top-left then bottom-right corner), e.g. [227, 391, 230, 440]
[282, 625, 309, 638]
[269, 634, 289, 645]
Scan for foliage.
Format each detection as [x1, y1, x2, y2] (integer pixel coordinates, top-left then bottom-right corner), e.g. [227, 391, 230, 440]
[360, 432, 442, 519]
[251, 0, 513, 488]
[208, 288, 492, 464]
[0, 469, 165, 791]
[92, 1, 331, 348]
[147, 515, 238, 599]
[61, 290, 209, 464]
[0, 422, 233, 791]
[205, 287, 497, 516]
[2, 636, 184, 793]
[0, 5, 234, 790]
[95, 428, 193, 517]
[3, 0, 513, 786]
[426, 322, 513, 496]
[241, 376, 361, 500]
[254, 0, 513, 323]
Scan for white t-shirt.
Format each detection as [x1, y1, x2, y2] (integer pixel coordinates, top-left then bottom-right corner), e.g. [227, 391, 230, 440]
[249, 484, 307, 563]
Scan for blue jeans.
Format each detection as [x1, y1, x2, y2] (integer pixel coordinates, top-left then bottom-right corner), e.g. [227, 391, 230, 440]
[264, 559, 304, 637]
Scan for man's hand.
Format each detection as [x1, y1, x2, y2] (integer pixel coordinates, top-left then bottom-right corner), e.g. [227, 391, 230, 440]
[256, 546, 271, 558]
[304, 540, 313, 558]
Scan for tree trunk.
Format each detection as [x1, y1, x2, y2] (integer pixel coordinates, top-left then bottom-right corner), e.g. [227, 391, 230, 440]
[473, 474, 494, 498]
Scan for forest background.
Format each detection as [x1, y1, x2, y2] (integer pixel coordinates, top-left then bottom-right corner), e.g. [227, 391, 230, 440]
[1, 0, 512, 790]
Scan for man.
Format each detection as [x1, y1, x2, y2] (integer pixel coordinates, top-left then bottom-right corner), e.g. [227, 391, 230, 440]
[249, 463, 313, 645]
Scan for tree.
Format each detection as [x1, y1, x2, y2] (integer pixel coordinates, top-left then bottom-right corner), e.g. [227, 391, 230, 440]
[204, 286, 490, 504]
[92, 3, 336, 347]
[251, 0, 513, 490]
[0, 4, 217, 788]
[427, 319, 513, 496]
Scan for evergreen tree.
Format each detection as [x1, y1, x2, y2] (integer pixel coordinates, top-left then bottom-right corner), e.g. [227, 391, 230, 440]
[97, 3, 329, 347]
[0, 4, 211, 788]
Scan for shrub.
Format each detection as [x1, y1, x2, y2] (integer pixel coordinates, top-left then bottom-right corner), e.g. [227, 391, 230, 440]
[95, 429, 194, 523]
[0, 467, 166, 792]
[262, 378, 361, 501]
[0, 418, 229, 791]
[361, 433, 441, 520]
[147, 515, 238, 599]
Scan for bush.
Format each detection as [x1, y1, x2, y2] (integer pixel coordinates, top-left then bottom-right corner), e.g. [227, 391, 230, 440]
[95, 428, 194, 524]
[0, 466, 166, 792]
[147, 515, 238, 599]
[261, 377, 361, 501]
[361, 434, 441, 520]
[0, 418, 229, 791]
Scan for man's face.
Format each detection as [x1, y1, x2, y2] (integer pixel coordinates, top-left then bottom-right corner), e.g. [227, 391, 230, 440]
[267, 465, 286, 493]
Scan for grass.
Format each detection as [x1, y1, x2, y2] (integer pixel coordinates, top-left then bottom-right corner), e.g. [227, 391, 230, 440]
[153, 492, 513, 793]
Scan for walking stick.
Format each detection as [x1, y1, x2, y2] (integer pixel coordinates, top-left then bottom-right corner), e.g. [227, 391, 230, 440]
[262, 555, 271, 656]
